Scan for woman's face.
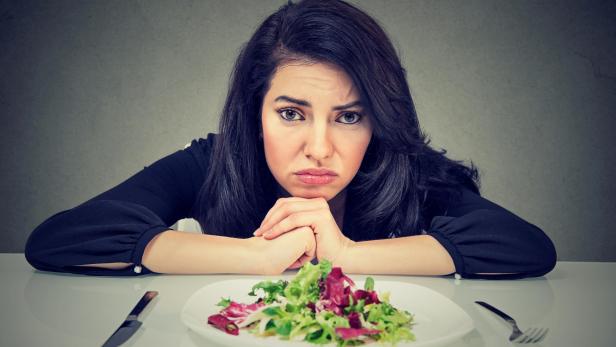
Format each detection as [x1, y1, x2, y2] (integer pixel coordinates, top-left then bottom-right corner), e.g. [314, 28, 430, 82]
[260, 62, 372, 201]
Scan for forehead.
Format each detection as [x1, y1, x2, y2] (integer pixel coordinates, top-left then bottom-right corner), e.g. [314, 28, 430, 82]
[266, 62, 359, 101]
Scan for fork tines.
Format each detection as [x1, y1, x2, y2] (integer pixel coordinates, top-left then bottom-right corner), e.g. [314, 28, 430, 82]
[514, 327, 549, 344]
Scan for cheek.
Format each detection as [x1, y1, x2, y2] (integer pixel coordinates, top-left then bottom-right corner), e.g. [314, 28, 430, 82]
[263, 135, 286, 162]
[343, 149, 366, 178]
[262, 119, 296, 175]
[339, 131, 372, 176]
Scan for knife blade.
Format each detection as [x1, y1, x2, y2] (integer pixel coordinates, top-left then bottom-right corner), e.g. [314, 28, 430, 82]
[101, 290, 158, 347]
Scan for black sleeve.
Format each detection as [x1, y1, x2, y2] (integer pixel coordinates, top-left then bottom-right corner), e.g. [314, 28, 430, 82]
[24, 135, 215, 276]
[425, 188, 557, 279]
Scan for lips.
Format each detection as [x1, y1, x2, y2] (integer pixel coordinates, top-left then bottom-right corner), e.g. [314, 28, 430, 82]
[296, 168, 338, 176]
[295, 168, 338, 185]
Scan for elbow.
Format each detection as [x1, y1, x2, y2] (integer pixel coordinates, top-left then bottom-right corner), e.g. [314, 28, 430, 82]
[25, 224, 56, 272]
[529, 224, 557, 277]
[502, 222, 557, 279]
[25, 237, 48, 272]
[25, 212, 71, 273]
[454, 211, 558, 279]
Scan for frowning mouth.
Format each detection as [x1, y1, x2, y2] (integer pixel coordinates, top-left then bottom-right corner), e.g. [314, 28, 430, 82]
[294, 168, 338, 185]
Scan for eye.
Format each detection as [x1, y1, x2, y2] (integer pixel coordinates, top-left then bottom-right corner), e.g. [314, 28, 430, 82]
[336, 112, 362, 124]
[278, 108, 304, 122]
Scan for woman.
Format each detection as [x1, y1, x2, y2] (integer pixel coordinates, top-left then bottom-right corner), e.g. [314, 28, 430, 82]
[25, 0, 556, 279]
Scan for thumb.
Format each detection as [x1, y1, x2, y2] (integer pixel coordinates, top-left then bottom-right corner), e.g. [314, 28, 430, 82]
[287, 252, 314, 269]
[287, 259, 303, 269]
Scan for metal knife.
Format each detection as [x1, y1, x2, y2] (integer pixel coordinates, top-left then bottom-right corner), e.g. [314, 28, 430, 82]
[101, 290, 158, 347]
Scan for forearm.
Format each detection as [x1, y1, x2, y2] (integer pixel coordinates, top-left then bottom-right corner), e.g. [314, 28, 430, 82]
[79, 231, 259, 273]
[139, 230, 261, 274]
[335, 235, 455, 275]
[83, 228, 315, 275]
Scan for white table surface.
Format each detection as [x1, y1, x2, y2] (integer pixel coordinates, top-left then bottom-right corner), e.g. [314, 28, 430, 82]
[1, 254, 614, 347]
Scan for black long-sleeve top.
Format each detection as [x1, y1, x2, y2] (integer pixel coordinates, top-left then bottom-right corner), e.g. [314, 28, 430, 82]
[25, 134, 557, 279]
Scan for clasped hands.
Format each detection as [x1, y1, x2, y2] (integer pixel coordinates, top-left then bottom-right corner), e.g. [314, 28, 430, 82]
[251, 197, 353, 274]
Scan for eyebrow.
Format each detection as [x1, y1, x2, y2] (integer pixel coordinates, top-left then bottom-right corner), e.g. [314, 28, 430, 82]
[274, 95, 362, 110]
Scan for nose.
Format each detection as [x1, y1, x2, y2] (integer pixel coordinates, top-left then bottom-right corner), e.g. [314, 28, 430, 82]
[303, 122, 333, 162]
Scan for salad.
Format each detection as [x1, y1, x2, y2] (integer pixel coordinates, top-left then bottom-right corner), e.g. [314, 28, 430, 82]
[207, 260, 415, 346]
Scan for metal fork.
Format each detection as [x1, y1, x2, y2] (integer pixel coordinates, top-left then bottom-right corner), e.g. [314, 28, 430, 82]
[475, 301, 549, 344]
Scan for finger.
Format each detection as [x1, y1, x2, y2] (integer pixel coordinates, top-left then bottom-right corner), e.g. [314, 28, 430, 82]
[287, 259, 303, 270]
[289, 226, 316, 270]
[260, 200, 319, 233]
[302, 226, 317, 258]
[261, 197, 308, 225]
[254, 197, 304, 236]
[256, 199, 323, 236]
[287, 247, 315, 270]
[254, 199, 283, 236]
[260, 198, 285, 227]
[263, 210, 323, 240]
[299, 253, 315, 266]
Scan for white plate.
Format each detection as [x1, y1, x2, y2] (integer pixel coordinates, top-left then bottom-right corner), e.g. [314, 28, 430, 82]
[181, 279, 474, 346]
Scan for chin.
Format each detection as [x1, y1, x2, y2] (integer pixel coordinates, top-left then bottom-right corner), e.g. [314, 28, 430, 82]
[290, 187, 337, 200]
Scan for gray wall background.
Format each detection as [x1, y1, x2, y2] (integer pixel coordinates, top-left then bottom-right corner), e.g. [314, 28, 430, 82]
[1, 0, 614, 261]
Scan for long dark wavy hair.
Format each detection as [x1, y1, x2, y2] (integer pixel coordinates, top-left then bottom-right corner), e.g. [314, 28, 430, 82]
[195, 0, 480, 240]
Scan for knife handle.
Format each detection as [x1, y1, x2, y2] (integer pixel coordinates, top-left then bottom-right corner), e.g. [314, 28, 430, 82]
[128, 291, 158, 320]
[475, 301, 515, 322]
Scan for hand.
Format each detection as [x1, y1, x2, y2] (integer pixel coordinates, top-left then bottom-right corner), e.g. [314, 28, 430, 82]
[253, 197, 353, 266]
[249, 226, 316, 275]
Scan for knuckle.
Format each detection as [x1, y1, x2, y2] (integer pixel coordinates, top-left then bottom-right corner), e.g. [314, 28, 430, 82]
[281, 204, 290, 215]
[270, 223, 280, 234]
[274, 198, 284, 207]
[287, 214, 298, 225]
[299, 226, 313, 235]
